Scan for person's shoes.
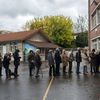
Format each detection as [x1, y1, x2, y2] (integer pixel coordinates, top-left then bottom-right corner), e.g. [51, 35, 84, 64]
[63, 72, 66, 75]
[83, 72, 87, 75]
[86, 72, 88, 74]
[14, 74, 19, 78]
[96, 71, 100, 73]
[29, 74, 33, 77]
[49, 74, 52, 77]
[10, 72, 15, 76]
[69, 71, 73, 74]
[90, 71, 93, 73]
[0, 74, 3, 76]
[35, 75, 40, 78]
[63, 71, 67, 73]
[57, 74, 60, 76]
[6, 76, 11, 80]
[16, 74, 19, 76]
[53, 74, 56, 76]
[71, 71, 73, 73]
[76, 72, 81, 74]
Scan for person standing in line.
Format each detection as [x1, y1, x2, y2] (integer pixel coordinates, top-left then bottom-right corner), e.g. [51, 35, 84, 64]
[89, 49, 96, 74]
[3, 53, 11, 79]
[82, 48, 89, 74]
[47, 50, 55, 77]
[54, 48, 61, 76]
[95, 50, 100, 73]
[75, 48, 82, 74]
[0, 53, 2, 76]
[28, 50, 35, 77]
[7, 52, 13, 77]
[61, 49, 69, 75]
[68, 50, 74, 74]
[34, 49, 42, 78]
[13, 49, 21, 78]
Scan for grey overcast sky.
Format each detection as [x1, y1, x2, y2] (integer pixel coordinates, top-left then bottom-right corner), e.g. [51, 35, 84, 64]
[0, 0, 88, 31]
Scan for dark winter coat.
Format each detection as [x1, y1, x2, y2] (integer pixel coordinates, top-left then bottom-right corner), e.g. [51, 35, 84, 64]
[3, 54, 11, 68]
[34, 54, 42, 67]
[89, 52, 96, 66]
[76, 50, 82, 63]
[13, 51, 21, 66]
[28, 53, 35, 67]
[95, 53, 100, 67]
[54, 51, 61, 64]
[47, 52, 54, 66]
[69, 52, 74, 62]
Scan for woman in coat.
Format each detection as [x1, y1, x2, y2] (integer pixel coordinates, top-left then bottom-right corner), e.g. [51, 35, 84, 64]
[82, 49, 89, 74]
[89, 49, 96, 73]
[61, 49, 69, 75]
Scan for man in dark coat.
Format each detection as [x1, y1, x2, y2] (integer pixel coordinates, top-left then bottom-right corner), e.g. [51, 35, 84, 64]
[28, 50, 35, 77]
[47, 50, 55, 77]
[13, 49, 21, 78]
[3, 53, 11, 79]
[76, 48, 82, 74]
[89, 49, 96, 73]
[34, 49, 42, 78]
[54, 48, 61, 76]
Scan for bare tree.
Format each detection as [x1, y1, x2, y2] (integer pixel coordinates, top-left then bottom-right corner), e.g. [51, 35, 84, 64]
[74, 15, 88, 33]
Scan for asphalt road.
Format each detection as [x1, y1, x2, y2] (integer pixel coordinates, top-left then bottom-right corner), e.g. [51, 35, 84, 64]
[0, 63, 100, 100]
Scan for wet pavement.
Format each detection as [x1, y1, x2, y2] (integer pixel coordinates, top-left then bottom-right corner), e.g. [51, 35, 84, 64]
[0, 63, 100, 100]
[47, 74, 100, 100]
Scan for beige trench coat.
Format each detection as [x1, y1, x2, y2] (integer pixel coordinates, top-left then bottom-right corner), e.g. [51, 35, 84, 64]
[61, 53, 69, 67]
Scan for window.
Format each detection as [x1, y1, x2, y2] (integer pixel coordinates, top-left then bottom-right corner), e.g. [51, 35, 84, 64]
[91, 6, 100, 29]
[97, 7, 100, 24]
[92, 42, 97, 50]
[92, 13, 97, 28]
[92, 39, 97, 50]
[98, 38, 100, 50]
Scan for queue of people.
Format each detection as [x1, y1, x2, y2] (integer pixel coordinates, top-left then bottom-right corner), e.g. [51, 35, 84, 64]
[0, 48, 42, 79]
[47, 48, 100, 77]
[47, 48, 74, 77]
[0, 48, 100, 79]
[0, 49, 21, 79]
[27, 49, 42, 78]
[28, 48, 100, 78]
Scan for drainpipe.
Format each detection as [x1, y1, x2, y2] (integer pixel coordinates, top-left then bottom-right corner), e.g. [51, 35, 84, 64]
[88, 0, 91, 51]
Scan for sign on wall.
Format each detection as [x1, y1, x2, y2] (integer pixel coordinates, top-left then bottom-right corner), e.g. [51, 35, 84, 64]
[24, 43, 36, 55]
